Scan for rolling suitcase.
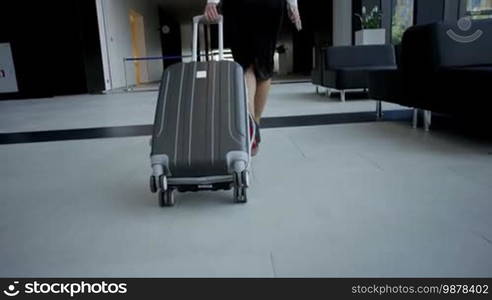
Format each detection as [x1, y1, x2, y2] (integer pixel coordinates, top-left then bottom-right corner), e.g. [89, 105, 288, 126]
[149, 15, 251, 207]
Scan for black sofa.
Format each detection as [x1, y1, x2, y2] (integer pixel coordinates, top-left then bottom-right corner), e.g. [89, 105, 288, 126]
[369, 19, 492, 130]
[319, 45, 397, 101]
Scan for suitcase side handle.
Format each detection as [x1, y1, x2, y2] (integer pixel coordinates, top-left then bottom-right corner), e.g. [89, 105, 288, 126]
[192, 15, 224, 62]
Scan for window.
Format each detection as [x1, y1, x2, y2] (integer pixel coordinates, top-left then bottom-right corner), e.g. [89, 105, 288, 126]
[465, 0, 492, 19]
[391, 0, 414, 44]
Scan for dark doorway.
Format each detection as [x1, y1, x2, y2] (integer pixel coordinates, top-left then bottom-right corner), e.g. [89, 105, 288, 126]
[293, 0, 333, 75]
[0, 0, 105, 100]
[159, 8, 183, 69]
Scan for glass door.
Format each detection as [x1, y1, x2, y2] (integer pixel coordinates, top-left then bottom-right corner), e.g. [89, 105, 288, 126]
[465, 0, 492, 19]
[391, 0, 415, 44]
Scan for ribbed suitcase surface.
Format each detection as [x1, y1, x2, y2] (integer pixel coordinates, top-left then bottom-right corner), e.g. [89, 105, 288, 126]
[151, 60, 248, 178]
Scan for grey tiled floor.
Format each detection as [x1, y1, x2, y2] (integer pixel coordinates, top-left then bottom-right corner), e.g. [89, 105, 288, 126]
[0, 83, 404, 133]
[1, 122, 491, 277]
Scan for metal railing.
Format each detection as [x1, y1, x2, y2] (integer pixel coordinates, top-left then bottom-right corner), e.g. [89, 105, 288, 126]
[123, 51, 233, 92]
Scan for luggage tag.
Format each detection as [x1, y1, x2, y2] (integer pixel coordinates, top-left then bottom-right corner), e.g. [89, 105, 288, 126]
[196, 70, 207, 79]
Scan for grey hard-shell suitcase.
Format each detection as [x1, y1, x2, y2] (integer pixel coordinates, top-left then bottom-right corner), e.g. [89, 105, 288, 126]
[149, 15, 251, 207]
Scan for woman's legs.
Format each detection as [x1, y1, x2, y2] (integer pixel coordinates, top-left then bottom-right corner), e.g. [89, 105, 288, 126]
[245, 66, 260, 156]
[245, 65, 273, 156]
[244, 66, 257, 119]
[253, 78, 272, 123]
[245, 65, 272, 123]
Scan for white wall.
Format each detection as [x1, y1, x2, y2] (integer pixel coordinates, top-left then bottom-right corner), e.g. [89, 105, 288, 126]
[277, 34, 294, 75]
[333, 0, 353, 46]
[95, 0, 112, 91]
[96, 0, 163, 89]
[180, 22, 193, 63]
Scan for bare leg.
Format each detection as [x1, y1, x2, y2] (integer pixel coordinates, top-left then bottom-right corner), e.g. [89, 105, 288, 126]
[244, 67, 257, 119]
[244, 67, 260, 156]
[254, 78, 272, 123]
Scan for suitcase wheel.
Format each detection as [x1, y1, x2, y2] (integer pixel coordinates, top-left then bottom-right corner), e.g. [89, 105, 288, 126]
[150, 176, 158, 194]
[159, 189, 176, 207]
[158, 175, 168, 191]
[241, 170, 250, 188]
[234, 186, 248, 204]
[233, 171, 249, 204]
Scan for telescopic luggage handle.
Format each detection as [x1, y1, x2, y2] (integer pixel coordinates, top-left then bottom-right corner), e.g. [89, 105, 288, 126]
[192, 15, 224, 62]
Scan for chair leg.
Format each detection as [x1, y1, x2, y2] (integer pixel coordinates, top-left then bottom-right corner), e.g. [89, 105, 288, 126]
[326, 88, 332, 98]
[340, 90, 346, 102]
[424, 110, 432, 132]
[412, 108, 419, 129]
[316, 86, 319, 94]
[376, 101, 383, 119]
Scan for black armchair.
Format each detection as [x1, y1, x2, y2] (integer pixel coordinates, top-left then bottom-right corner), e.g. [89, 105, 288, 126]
[369, 19, 492, 130]
[321, 45, 396, 101]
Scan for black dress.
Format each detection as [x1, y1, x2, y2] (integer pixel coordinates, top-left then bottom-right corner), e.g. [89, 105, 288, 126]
[221, 0, 285, 81]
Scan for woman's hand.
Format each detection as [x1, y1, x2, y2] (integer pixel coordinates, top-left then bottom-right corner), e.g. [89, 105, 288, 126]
[204, 3, 220, 22]
[288, 4, 302, 31]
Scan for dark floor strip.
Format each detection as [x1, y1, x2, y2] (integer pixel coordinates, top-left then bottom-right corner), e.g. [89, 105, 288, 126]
[262, 110, 411, 129]
[0, 125, 152, 145]
[0, 110, 412, 145]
